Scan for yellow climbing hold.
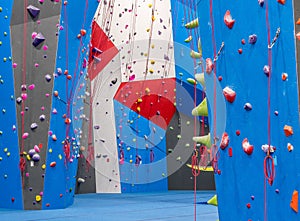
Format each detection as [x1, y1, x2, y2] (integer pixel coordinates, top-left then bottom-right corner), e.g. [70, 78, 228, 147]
[207, 195, 218, 206]
[36, 195, 42, 202]
[185, 18, 199, 29]
[58, 154, 62, 160]
[184, 36, 192, 43]
[150, 60, 155, 65]
[195, 73, 205, 89]
[42, 164, 46, 170]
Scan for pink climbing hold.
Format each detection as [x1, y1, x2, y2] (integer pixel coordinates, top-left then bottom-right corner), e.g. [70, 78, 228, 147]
[12, 63, 17, 68]
[224, 10, 235, 29]
[22, 133, 29, 139]
[21, 93, 28, 100]
[28, 84, 35, 90]
[205, 58, 214, 74]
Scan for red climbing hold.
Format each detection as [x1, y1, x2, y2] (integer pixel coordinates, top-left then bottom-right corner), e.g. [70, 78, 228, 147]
[224, 10, 235, 29]
[228, 147, 233, 157]
[242, 138, 254, 155]
[223, 86, 236, 103]
[50, 162, 56, 167]
[277, 0, 286, 5]
[220, 132, 229, 150]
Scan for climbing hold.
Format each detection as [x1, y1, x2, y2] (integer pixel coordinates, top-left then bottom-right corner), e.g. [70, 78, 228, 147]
[248, 34, 257, 44]
[184, 36, 192, 43]
[187, 78, 197, 85]
[287, 143, 294, 152]
[190, 50, 202, 59]
[45, 74, 52, 82]
[195, 73, 205, 89]
[241, 39, 246, 45]
[192, 98, 208, 116]
[238, 48, 242, 54]
[277, 0, 286, 5]
[193, 133, 211, 148]
[52, 134, 57, 141]
[80, 29, 86, 36]
[207, 195, 218, 206]
[224, 10, 235, 29]
[78, 178, 85, 183]
[27, 5, 40, 19]
[228, 147, 233, 157]
[296, 32, 300, 41]
[284, 125, 293, 137]
[50, 162, 56, 167]
[220, 132, 229, 150]
[261, 144, 275, 153]
[244, 103, 252, 111]
[35, 195, 42, 202]
[242, 138, 254, 155]
[282, 73, 288, 81]
[258, 0, 264, 6]
[246, 203, 251, 209]
[223, 86, 236, 103]
[32, 153, 40, 162]
[263, 65, 270, 77]
[184, 18, 199, 29]
[22, 132, 29, 139]
[205, 58, 213, 74]
[290, 190, 298, 213]
[32, 32, 45, 47]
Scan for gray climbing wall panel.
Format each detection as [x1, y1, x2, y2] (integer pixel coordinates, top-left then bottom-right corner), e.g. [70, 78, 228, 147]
[11, 0, 61, 210]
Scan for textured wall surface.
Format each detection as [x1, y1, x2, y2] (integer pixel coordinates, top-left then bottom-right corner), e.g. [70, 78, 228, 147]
[197, 0, 300, 220]
[0, 0, 98, 210]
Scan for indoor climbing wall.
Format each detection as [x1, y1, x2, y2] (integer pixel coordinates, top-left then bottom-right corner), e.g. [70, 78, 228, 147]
[196, 0, 300, 220]
[82, 0, 211, 193]
[0, 0, 98, 210]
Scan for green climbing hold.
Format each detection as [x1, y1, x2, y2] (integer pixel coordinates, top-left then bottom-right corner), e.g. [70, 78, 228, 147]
[192, 98, 208, 116]
[187, 78, 197, 85]
[193, 133, 211, 148]
[185, 18, 199, 29]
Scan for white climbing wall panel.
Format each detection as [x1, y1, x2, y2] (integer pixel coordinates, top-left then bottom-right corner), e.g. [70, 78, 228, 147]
[92, 0, 176, 192]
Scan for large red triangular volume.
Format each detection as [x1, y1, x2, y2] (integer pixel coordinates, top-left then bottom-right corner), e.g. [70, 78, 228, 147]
[290, 190, 298, 213]
[114, 78, 176, 130]
[88, 21, 119, 81]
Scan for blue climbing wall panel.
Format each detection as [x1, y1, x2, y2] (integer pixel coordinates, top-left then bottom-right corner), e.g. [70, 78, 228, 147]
[114, 99, 168, 192]
[196, 0, 300, 220]
[42, 0, 99, 209]
[0, 0, 23, 210]
[0, 0, 98, 210]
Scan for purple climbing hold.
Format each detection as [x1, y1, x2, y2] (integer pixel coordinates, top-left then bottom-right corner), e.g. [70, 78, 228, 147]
[258, 0, 264, 6]
[263, 65, 270, 77]
[244, 103, 252, 111]
[32, 32, 45, 47]
[28, 149, 36, 158]
[32, 153, 40, 162]
[45, 74, 52, 82]
[31, 123, 38, 130]
[27, 5, 40, 19]
[248, 34, 257, 44]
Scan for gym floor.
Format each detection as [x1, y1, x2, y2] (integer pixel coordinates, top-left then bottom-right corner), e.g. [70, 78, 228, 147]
[0, 191, 218, 221]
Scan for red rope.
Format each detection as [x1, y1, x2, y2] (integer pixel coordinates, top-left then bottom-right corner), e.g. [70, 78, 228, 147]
[19, 0, 29, 186]
[264, 0, 275, 220]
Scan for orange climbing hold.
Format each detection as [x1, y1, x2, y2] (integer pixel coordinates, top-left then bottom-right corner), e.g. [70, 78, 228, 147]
[277, 0, 285, 5]
[297, 18, 300, 25]
[290, 190, 298, 213]
[284, 125, 293, 137]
